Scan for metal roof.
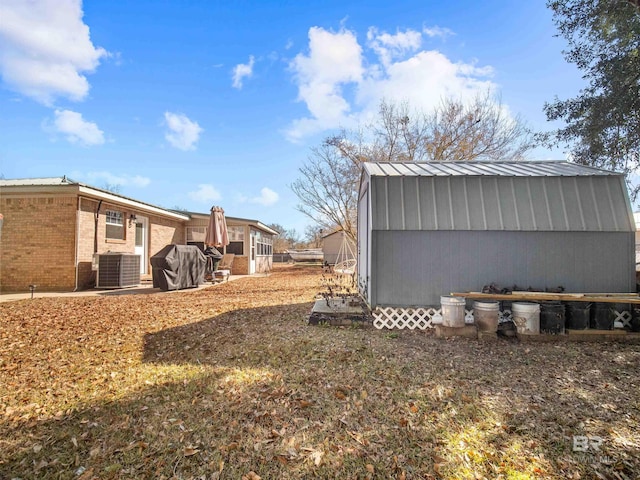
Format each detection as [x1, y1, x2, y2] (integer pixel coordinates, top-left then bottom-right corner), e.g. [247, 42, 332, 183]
[0, 176, 190, 221]
[0, 176, 73, 186]
[362, 163, 635, 232]
[363, 161, 623, 178]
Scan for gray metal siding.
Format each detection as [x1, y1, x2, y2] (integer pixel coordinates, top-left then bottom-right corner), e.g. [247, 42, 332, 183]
[371, 230, 635, 307]
[370, 175, 634, 232]
[357, 185, 371, 304]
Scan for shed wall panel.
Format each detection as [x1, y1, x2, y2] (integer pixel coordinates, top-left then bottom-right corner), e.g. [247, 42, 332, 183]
[371, 230, 635, 307]
[370, 175, 633, 232]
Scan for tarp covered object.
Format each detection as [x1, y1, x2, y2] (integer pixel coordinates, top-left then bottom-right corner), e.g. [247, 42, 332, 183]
[151, 244, 207, 291]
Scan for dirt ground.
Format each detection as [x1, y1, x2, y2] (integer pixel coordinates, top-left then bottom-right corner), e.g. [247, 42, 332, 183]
[1, 264, 638, 479]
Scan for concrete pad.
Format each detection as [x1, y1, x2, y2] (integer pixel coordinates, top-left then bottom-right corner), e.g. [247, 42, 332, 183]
[311, 298, 363, 315]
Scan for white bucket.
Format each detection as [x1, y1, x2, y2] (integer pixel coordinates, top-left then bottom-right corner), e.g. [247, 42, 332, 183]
[512, 302, 540, 335]
[473, 301, 500, 332]
[441, 296, 466, 328]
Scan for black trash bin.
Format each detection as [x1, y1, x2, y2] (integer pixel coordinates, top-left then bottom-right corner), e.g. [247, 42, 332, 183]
[590, 302, 614, 330]
[565, 302, 591, 330]
[151, 244, 207, 291]
[540, 301, 565, 334]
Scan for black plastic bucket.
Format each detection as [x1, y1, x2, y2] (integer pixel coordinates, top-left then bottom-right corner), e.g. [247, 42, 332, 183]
[540, 302, 565, 334]
[590, 302, 613, 330]
[632, 306, 640, 332]
[565, 302, 591, 330]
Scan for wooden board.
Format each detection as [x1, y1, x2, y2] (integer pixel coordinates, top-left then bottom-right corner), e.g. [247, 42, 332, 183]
[451, 292, 640, 304]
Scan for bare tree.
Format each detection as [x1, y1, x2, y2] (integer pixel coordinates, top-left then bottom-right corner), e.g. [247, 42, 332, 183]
[291, 142, 359, 243]
[292, 93, 535, 242]
[102, 183, 122, 193]
[267, 223, 301, 252]
[426, 92, 534, 161]
[304, 224, 324, 248]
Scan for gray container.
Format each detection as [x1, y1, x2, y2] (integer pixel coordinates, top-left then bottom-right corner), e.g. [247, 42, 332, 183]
[441, 296, 466, 327]
[473, 301, 500, 332]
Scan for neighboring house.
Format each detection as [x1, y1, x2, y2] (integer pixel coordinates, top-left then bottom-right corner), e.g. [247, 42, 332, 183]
[322, 229, 355, 265]
[358, 161, 635, 322]
[0, 177, 275, 292]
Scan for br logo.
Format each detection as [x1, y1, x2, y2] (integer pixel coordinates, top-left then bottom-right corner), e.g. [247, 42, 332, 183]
[573, 435, 603, 452]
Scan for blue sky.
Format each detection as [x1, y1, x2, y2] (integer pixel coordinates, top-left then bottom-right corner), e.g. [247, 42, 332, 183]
[0, 0, 585, 235]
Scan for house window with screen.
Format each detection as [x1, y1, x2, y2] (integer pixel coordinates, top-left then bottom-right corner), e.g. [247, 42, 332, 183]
[105, 210, 125, 240]
[256, 231, 272, 256]
[226, 226, 245, 255]
[186, 227, 206, 242]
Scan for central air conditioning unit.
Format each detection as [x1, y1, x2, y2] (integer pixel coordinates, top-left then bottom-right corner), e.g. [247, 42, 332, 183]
[96, 253, 141, 288]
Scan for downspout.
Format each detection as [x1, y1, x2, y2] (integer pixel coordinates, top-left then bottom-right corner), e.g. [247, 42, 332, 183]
[90, 199, 103, 290]
[74, 197, 81, 291]
[94, 199, 103, 254]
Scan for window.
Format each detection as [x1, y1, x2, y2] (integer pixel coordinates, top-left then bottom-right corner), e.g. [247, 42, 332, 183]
[226, 241, 244, 255]
[225, 226, 245, 255]
[187, 227, 206, 242]
[256, 232, 272, 256]
[106, 210, 125, 240]
[228, 226, 245, 241]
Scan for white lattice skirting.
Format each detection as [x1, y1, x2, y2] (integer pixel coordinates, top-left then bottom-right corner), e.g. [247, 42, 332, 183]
[371, 306, 631, 330]
[372, 307, 475, 330]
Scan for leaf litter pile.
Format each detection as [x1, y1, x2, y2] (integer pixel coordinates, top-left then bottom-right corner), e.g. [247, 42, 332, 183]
[1, 264, 639, 479]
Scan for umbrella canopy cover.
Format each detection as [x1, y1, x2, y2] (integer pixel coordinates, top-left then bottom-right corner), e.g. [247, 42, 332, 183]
[205, 206, 229, 248]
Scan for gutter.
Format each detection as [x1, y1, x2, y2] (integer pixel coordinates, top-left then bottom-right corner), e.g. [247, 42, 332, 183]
[78, 186, 190, 221]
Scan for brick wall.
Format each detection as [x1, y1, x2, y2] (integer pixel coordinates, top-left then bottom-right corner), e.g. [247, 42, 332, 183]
[0, 195, 77, 292]
[76, 197, 142, 289]
[0, 193, 188, 292]
[233, 255, 248, 275]
[75, 199, 186, 289]
[149, 215, 185, 258]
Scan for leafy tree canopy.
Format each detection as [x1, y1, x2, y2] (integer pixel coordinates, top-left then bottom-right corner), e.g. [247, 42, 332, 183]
[542, 0, 640, 197]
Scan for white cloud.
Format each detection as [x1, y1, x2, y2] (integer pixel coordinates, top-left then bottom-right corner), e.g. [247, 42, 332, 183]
[232, 55, 255, 89]
[188, 184, 221, 203]
[71, 170, 151, 188]
[287, 27, 364, 141]
[285, 25, 496, 141]
[251, 187, 279, 206]
[423, 25, 455, 39]
[51, 109, 104, 146]
[0, 0, 108, 105]
[164, 112, 203, 151]
[236, 187, 279, 206]
[367, 27, 422, 66]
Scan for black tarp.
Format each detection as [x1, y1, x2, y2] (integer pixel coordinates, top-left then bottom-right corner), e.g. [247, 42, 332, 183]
[187, 242, 223, 279]
[151, 244, 207, 291]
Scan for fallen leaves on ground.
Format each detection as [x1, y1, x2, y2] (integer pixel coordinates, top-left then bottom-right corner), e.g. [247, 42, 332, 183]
[1, 264, 639, 479]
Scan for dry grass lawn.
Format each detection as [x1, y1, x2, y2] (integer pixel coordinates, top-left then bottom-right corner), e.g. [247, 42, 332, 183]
[1, 264, 639, 479]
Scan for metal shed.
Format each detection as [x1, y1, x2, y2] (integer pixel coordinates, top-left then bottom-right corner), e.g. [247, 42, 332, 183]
[357, 161, 636, 321]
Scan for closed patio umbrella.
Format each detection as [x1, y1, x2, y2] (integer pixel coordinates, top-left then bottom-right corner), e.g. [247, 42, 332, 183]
[205, 206, 229, 248]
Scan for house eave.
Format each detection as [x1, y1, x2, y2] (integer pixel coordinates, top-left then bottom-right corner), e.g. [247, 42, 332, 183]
[76, 186, 190, 221]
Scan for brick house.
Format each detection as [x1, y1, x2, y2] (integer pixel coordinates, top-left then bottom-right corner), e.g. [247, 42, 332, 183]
[0, 177, 276, 292]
